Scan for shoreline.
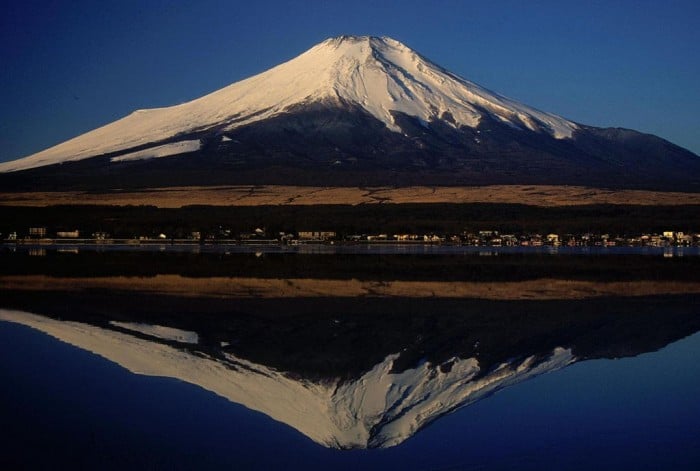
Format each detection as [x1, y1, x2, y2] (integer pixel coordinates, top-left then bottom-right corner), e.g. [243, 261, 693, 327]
[3, 240, 699, 254]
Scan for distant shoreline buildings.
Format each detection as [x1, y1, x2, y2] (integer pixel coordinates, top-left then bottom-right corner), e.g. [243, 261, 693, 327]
[4, 227, 699, 248]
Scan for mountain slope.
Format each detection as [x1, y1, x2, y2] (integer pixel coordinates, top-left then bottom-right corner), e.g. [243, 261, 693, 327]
[0, 35, 698, 190]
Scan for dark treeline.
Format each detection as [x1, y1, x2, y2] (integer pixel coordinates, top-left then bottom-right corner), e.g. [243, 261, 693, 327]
[2, 203, 700, 238]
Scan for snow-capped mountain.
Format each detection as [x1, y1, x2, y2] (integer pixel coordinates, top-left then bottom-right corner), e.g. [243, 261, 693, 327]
[1, 35, 698, 190]
[0, 36, 575, 172]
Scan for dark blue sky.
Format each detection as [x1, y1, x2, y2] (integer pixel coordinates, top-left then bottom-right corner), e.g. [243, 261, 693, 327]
[1, 0, 699, 164]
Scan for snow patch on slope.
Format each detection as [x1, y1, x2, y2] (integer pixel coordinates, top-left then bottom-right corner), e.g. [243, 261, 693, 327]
[109, 321, 199, 344]
[109, 140, 201, 163]
[0, 36, 577, 173]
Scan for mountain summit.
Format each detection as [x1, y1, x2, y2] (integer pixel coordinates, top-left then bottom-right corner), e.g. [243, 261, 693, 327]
[1, 35, 698, 190]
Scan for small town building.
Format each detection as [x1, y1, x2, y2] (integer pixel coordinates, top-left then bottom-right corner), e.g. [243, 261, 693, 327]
[29, 227, 47, 238]
[546, 234, 560, 245]
[56, 230, 80, 238]
[298, 231, 336, 240]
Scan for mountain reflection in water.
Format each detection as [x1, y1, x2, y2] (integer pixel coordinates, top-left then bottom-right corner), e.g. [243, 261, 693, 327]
[2, 291, 699, 449]
[2, 249, 700, 451]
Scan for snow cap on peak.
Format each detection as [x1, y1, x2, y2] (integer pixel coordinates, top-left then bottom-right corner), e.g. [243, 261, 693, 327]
[316, 35, 409, 54]
[298, 35, 576, 137]
[322, 35, 386, 45]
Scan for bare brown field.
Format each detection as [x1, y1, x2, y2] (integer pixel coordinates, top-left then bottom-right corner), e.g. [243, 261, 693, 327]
[1, 185, 699, 208]
[3, 274, 700, 300]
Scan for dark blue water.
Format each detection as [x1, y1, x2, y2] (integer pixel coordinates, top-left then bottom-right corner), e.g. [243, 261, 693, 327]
[2, 321, 699, 470]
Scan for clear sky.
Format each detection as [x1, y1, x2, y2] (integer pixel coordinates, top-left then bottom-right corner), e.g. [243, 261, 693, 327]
[1, 0, 699, 164]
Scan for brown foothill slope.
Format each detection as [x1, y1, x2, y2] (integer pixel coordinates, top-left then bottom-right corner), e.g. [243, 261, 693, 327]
[2, 185, 700, 208]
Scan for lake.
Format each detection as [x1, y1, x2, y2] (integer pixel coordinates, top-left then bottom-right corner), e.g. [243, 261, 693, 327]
[1, 248, 699, 469]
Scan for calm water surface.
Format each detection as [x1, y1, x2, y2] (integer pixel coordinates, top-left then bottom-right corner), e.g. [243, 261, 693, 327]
[1, 249, 699, 469]
[1, 321, 698, 470]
